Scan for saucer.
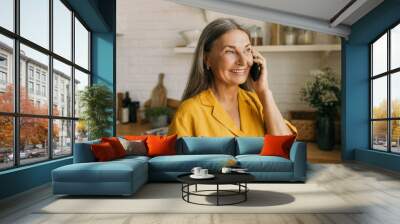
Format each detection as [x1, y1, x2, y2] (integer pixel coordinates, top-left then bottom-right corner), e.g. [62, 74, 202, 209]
[190, 174, 215, 179]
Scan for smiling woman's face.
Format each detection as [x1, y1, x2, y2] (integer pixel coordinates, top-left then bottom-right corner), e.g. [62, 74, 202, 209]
[205, 29, 253, 87]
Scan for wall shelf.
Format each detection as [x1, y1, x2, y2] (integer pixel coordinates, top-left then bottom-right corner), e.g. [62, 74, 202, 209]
[173, 44, 341, 54]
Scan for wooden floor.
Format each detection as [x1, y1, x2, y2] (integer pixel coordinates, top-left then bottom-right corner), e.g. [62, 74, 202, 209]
[1, 162, 400, 224]
[307, 142, 342, 163]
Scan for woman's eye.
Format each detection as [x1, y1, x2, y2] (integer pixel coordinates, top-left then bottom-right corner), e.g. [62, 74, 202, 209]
[225, 50, 235, 54]
[245, 48, 251, 53]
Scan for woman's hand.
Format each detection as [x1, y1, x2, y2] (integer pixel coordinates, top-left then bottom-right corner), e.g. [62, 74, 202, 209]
[250, 48, 269, 94]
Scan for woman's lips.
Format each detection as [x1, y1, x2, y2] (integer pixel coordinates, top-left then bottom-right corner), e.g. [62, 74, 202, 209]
[230, 69, 248, 74]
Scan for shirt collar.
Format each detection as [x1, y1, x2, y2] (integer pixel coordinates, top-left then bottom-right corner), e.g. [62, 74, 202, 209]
[199, 88, 251, 136]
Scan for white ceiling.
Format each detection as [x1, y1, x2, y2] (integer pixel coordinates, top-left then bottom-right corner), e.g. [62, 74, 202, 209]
[167, 0, 384, 38]
[228, 0, 353, 23]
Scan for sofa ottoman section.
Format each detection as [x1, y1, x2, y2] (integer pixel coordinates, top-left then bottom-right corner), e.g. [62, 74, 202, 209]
[52, 159, 148, 196]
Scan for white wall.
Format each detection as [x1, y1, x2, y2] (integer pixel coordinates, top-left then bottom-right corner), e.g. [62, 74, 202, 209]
[116, 0, 341, 118]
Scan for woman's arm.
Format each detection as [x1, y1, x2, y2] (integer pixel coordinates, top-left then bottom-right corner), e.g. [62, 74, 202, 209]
[257, 89, 292, 135]
[251, 48, 292, 135]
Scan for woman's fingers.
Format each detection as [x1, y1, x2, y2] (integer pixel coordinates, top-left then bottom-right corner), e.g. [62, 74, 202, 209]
[252, 49, 266, 64]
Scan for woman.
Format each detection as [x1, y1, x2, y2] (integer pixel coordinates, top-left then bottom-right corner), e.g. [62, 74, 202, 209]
[168, 18, 296, 137]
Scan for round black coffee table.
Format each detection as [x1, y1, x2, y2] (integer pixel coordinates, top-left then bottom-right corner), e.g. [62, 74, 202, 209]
[177, 173, 255, 206]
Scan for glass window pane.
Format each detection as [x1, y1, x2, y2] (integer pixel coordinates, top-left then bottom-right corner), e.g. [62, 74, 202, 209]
[75, 17, 89, 70]
[75, 120, 88, 143]
[74, 69, 89, 118]
[372, 33, 387, 76]
[372, 77, 387, 119]
[20, 44, 49, 115]
[391, 120, 400, 153]
[391, 72, 400, 118]
[53, 119, 72, 158]
[391, 24, 400, 70]
[53, 0, 72, 60]
[20, 117, 49, 165]
[20, 0, 49, 49]
[53, 59, 72, 117]
[0, 34, 14, 112]
[0, 0, 14, 31]
[372, 121, 388, 151]
[0, 116, 13, 170]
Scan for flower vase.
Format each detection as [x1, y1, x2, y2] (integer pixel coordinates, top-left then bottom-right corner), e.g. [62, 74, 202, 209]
[316, 115, 335, 150]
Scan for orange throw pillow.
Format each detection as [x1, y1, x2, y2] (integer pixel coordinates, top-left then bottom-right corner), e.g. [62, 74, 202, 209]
[146, 134, 177, 157]
[260, 134, 296, 159]
[101, 137, 127, 158]
[124, 135, 148, 141]
[91, 142, 117, 161]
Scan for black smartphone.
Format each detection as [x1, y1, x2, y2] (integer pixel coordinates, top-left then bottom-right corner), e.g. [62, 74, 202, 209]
[250, 63, 261, 81]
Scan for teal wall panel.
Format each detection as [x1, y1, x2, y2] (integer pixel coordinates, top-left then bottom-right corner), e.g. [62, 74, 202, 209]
[92, 32, 116, 136]
[0, 158, 72, 199]
[343, 0, 400, 171]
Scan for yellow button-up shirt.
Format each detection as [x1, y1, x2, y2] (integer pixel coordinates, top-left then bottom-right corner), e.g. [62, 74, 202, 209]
[168, 88, 297, 137]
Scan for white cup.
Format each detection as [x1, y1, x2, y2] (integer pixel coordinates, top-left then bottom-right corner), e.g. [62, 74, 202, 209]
[191, 167, 202, 176]
[221, 167, 232, 174]
[200, 169, 208, 176]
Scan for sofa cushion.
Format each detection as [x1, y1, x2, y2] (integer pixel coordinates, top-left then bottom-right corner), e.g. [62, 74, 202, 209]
[119, 138, 147, 156]
[235, 137, 263, 155]
[101, 137, 127, 158]
[260, 135, 296, 159]
[115, 155, 150, 164]
[73, 140, 100, 163]
[178, 137, 236, 155]
[148, 154, 235, 172]
[147, 134, 177, 157]
[52, 159, 147, 183]
[91, 142, 118, 161]
[236, 155, 293, 172]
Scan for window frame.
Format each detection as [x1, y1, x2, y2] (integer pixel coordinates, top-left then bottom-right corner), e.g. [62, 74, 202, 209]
[370, 20, 400, 154]
[0, 0, 92, 171]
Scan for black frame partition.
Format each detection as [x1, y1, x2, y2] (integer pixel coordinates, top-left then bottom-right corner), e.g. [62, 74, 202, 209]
[369, 20, 400, 154]
[0, 0, 91, 171]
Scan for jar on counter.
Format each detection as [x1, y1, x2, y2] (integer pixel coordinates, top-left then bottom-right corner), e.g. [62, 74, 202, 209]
[297, 30, 314, 45]
[249, 25, 263, 46]
[284, 27, 296, 45]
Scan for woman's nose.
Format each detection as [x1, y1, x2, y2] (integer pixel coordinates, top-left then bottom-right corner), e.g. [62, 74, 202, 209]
[236, 52, 247, 66]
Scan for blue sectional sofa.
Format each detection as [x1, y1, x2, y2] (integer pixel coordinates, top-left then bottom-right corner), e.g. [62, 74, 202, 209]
[52, 137, 307, 196]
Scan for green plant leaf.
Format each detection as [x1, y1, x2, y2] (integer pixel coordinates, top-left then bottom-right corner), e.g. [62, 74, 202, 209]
[79, 84, 113, 140]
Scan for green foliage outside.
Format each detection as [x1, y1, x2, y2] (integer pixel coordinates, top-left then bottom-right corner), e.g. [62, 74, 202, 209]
[372, 99, 400, 140]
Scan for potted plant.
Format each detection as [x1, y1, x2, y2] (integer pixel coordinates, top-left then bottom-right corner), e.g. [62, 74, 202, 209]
[79, 84, 113, 140]
[145, 106, 171, 128]
[300, 67, 341, 150]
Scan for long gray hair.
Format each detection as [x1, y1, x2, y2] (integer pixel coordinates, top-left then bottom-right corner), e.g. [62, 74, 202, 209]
[181, 18, 252, 101]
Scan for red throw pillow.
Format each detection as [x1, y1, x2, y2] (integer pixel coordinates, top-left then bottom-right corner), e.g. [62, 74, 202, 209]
[259, 134, 296, 159]
[101, 137, 127, 158]
[146, 134, 177, 157]
[91, 142, 117, 161]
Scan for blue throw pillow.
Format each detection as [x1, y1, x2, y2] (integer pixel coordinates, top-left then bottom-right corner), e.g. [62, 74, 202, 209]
[179, 137, 236, 155]
[235, 137, 264, 155]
